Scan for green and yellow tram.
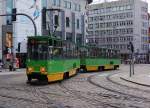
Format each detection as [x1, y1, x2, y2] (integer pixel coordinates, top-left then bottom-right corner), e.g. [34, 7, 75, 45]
[80, 45, 121, 72]
[26, 36, 80, 83]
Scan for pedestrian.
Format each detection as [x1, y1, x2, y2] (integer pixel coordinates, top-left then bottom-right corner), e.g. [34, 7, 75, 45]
[0, 59, 3, 72]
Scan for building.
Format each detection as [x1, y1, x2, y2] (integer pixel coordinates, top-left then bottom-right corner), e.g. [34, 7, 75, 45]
[0, 0, 93, 68]
[86, 0, 149, 61]
[0, 0, 8, 60]
[43, 0, 89, 44]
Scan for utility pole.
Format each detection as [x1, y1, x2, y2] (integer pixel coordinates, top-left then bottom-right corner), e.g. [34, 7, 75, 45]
[127, 42, 134, 77]
[0, 9, 37, 70]
[0, 13, 37, 36]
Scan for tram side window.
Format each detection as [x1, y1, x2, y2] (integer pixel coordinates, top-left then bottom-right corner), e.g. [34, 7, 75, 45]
[95, 48, 99, 57]
[52, 47, 63, 59]
[107, 50, 110, 58]
[99, 48, 103, 57]
[106, 50, 108, 58]
[109, 50, 113, 58]
[101, 49, 104, 58]
[48, 47, 63, 59]
[111, 50, 114, 58]
[31, 44, 38, 60]
[49, 39, 52, 46]
[38, 44, 48, 60]
[93, 48, 96, 57]
[102, 49, 106, 58]
[28, 44, 46, 60]
[74, 47, 80, 58]
[54, 40, 57, 46]
[112, 50, 115, 58]
[116, 50, 120, 58]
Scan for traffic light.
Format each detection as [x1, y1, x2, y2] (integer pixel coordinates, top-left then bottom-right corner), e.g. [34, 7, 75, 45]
[12, 8, 17, 21]
[42, 7, 47, 29]
[128, 42, 134, 53]
[17, 42, 21, 53]
[87, 0, 93, 4]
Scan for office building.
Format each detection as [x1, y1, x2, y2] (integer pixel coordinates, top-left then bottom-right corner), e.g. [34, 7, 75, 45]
[86, 0, 149, 61]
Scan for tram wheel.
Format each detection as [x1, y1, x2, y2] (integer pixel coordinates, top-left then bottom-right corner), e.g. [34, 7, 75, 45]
[63, 72, 69, 79]
[98, 66, 104, 71]
[26, 75, 32, 84]
[114, 66, 117, 70]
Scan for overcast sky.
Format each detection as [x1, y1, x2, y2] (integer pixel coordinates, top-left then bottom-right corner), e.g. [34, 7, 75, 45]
[92, 0, 150, 12]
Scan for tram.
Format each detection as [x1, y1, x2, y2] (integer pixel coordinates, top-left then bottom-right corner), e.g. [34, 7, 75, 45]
[80, 45, 121, 72]
[26, 36, 80, 83]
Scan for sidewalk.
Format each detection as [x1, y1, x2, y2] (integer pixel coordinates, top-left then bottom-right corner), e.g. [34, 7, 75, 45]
[0, 68, 25, 75]
[119, 64, 150, 87]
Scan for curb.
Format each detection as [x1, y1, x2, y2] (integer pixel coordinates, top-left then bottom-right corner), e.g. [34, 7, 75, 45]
[120, 77, 150, 87]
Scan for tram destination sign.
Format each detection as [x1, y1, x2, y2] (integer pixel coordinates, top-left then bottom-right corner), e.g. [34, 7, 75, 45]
[30, 40, 48, 44]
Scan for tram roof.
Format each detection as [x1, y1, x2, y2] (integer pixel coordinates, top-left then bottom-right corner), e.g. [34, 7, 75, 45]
[80, 45, 120, 51]
[28, 35, 62, 41]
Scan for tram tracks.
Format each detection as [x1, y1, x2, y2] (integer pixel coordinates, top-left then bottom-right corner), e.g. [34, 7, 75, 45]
[0, 84, 64, 108]
[0, 88, 47, 105]
[87, 72, 150, 105]
[57, 74, 129, 108]
[55, 71, 150, 107]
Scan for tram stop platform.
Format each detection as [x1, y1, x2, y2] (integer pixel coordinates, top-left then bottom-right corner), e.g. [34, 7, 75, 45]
[119, 64, 150, 87]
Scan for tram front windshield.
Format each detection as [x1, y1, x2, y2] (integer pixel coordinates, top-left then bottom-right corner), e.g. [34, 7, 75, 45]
[28, 40, 48, 60]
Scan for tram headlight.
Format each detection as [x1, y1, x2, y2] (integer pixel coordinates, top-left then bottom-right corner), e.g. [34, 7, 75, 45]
[27, 67, 34, 73]
[40, 67, 47, 74]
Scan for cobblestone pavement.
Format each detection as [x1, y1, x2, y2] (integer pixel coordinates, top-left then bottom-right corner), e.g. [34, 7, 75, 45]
[0, 64, 150, 108]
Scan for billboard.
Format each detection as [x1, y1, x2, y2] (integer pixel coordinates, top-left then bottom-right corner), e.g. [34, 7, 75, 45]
[14, 0, 42, 53]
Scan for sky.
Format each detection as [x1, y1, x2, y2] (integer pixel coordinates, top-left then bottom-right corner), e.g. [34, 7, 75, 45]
[92, 0, 150, 12]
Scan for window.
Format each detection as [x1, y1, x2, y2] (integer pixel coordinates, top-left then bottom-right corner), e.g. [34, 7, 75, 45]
[54, 15, 59, 26]
[77, 19, 79, 29]
[6, 0, 13, 24]
[77, 4, 81, 12]
[74, 3, 77, 11]
[88, 24, 93, 29]
[119, 6, 124, 11]
[95, 23, 99, 28]
[28, 40, 48, 60]
[64, 1, 71, 9]
[95, 30, 99, 36]
[106, 7, 111, 13]
[64, 1, 67, 8]
[88, 17, 93, 22]
[66, 17, 70, 27]
[126, 12, 133, 18]
[88, 31, 93, 36]
[142, 22, 148, 28]
[68, 2, 71, 9]
[52, 0, 61, 6]
[42, 0, 47, 7]
[126, 28, 133, 34]
[141, 29, 148, 35]
[94, 16, 99, 21]
[141, 7, 148, 12]
[57, 0, 61, 6]
[53, 0, 57, 6]
[126, 5, 132, 10]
